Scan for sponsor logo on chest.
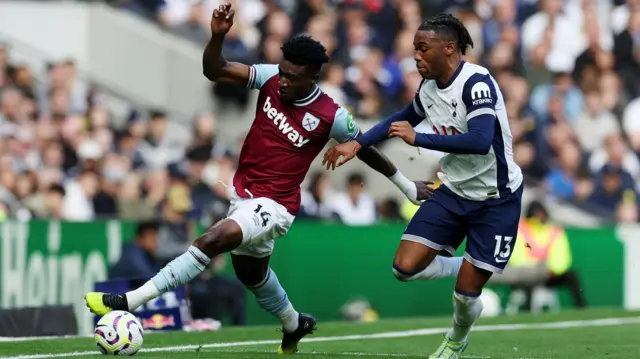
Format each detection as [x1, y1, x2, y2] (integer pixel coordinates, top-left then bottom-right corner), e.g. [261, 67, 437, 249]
[263, 96, 311, 148]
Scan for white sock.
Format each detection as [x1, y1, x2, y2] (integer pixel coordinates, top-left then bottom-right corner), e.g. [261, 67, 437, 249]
[278, 304, 300, 333]
[393, 256, 463, 281]
[447, 290, 484, 342]
[126, 281, 161, 311]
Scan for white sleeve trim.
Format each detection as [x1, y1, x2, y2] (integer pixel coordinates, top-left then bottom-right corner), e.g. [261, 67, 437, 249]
[247, 66, 256, 89]
[466, 107, 496, 121]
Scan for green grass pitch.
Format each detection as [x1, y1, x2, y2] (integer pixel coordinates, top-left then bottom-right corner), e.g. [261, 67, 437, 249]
[1, 308, 639, 359]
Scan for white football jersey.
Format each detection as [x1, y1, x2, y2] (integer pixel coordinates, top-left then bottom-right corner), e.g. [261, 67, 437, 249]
[413, 62, 523, 201]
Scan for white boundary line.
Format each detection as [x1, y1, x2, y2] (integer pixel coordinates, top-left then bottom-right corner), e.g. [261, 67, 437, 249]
[0, 336, 90, 343]
[0, 316, 638, 359]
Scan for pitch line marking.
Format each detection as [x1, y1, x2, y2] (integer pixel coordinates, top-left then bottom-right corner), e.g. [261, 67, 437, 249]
[1, 316, 638, 359]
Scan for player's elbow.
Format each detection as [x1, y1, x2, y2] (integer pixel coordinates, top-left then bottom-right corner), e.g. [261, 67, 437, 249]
[203, 67, 220, 81]
[202, 60, 227, 81]
[468, 137, 492, 155]
[475, 142, 492, 155]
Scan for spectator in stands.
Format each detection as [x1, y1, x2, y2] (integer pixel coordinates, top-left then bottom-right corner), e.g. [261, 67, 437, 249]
[544, 141, 583, 200]
[622, 93, 640, 155]
[5, 0, 640, 228]
[94, 153, 130, 217]
[155, 180, 195, 265]
[490, 201, 587, 310]
[328, 172, 377, 226]
[137, 110, 185, 169]
[319, 63, 347, 107]
[62, 168, 99, 221]
[589, 132, 640, 179]
[573, 88, 620, 153]
[117, 173, 157, 220]
[378, 198, 403, 223]
[588, 164, 638, 218]
[188, 255, 246, 326]
[614, 7, 640, 98]
[530, 72, 584, 126]
[109, 221, 161, 280]
[300, 171, 339, 221]
[41, 184, 65, 220]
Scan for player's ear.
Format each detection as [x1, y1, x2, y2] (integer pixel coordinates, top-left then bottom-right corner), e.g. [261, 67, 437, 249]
[310, 73, 320, 86]
[444, 41, 454, 56]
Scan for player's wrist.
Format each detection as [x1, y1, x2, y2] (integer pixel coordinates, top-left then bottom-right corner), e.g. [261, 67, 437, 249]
[389, 170, 414, 195]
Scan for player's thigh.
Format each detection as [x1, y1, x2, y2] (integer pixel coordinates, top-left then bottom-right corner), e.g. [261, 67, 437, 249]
[464, 187, 523, 276]
[227, 196, 294, 259]
[396, 196, 466, 272]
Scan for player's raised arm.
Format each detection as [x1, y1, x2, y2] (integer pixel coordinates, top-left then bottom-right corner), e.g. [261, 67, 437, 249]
[202, 2, 255, 86]
[323, 107, 433, 204]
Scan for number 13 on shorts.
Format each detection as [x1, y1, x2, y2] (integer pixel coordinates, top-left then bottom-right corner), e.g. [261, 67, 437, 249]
[493, 235, 513, 263]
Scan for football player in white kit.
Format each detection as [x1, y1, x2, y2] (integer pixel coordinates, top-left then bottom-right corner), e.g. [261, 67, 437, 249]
[324, 13, 523, 359]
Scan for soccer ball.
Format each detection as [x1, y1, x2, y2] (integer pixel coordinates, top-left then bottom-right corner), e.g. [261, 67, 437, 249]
[94, 310, 144, 355]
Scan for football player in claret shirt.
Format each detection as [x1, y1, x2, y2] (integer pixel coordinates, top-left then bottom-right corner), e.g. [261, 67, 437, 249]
[324, 13, 524, 359]
[85, 2, 432, 354]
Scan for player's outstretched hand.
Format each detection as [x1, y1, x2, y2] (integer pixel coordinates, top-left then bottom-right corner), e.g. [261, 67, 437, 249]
[414, 181, 435, 202]
[389, 121, 416, 145]
[322, 140, 362, 170]
[211, 2, 235, 35]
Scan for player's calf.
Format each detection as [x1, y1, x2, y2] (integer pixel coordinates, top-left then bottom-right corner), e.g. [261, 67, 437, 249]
[231, 254, 301, 334]
[445, 261, 491, 344]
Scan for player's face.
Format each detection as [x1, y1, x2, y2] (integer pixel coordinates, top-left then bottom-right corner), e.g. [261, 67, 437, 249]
[413, 30, 452, 80]
[278, 59, 316, 103]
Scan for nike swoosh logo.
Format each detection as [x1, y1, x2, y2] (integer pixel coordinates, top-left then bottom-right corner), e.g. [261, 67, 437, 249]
[427, 104, 433, 109]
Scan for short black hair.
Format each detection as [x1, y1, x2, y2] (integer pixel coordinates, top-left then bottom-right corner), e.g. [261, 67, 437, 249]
[419, 13, 474, 56]
[281, 34, 330, 74]
[149, 110, 166, 121]
[136, 220, 160, 238]
[347, 172, 365, 186]
[47, 184, 65, 196]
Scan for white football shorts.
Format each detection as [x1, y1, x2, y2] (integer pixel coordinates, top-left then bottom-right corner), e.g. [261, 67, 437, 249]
[226, 186, 295, 258]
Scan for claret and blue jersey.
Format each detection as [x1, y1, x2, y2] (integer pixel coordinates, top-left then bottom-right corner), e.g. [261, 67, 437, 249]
[235, 64, 360, 216]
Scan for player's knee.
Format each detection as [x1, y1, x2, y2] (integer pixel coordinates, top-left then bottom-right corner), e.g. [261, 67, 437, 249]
[231, 255, 270, 287]
[392, 264, 418, 282]
[392, 255, 426, 282]
[194, 219, 243, 258]
[235, 267, 266, 287]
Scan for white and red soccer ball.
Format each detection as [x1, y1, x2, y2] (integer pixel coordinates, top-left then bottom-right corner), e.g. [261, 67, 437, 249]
[94, 310, 144, 356]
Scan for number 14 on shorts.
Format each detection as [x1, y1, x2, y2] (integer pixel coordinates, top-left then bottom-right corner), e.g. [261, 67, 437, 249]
[254, 204, 272, 227]
[493, 235, 513, 263]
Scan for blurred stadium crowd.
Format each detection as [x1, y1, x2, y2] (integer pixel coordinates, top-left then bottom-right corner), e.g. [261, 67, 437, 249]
[2, 0, 640, 226]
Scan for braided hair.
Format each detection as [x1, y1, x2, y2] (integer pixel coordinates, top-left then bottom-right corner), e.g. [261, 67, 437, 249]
[281, 34, 330, 75]
[418, 13, 474, 56]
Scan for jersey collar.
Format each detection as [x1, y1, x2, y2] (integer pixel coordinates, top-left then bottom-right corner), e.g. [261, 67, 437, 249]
[294, 85, 321, 107]
[437, 61, 466, 90]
